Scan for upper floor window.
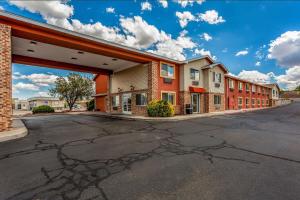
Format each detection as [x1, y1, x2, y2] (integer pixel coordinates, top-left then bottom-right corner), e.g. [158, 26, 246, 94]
[257, 86, 261, 93]
[252, 85, 256, 92]
[245, 83, 250, 92]
[213, 72, 222, 83]
[190, 68, 200, 81]
[229, 79, 234, 89]
[238, 82, 243, 91]
[161, 63, 175, 79]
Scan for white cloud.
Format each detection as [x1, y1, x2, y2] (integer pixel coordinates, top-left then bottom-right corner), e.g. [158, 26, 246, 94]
[276, 66, 300, 90]
[148, 30, 196, 61]
[158, 0, 168, 8]
[176, 11, 195, 28]
[13, 82, 40, 92]
[222, 48, 228, 53]
[106, 7, 115, 13]
[198, 10, 225, 25]
[237, 70, 274, 84]
[176, 0, 205, 8]
[0, 6, 4, 10]
[120, 16, 169, 49]
[12, 73, 58, 87]
[235, 50, 249, 56]
[9, 0, 74, 29]
[141, 2, 152, 11]
[201, 33, 212, 41]
[35, 91, 50, 97]
[268, 31, 300, 68]
[194, 48, 216, 60]
[255, 61, 261, 66]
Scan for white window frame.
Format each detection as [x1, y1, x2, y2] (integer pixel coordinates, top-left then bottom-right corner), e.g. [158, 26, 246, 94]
[238, 82, 243, 91]
[213, 72, 222, 83]
[238, 97, 243, 105]
[161, 91, 176, 105]
[190, 68, 200, 81]
[112, 95, 120, 107]
[229, 79, 234, 89]
[160, 62, 175, 79]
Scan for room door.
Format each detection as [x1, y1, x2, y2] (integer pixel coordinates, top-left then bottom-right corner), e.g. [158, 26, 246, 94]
[122, 93, 132, 114]
[191, 93, 200, 113]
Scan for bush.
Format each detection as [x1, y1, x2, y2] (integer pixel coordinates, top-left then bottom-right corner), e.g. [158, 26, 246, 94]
[147, 100, 175, 117]
[86, 99, 95, 111]
[32, 105, 55, 114]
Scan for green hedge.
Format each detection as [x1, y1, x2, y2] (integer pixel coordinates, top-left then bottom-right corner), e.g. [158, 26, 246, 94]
[147, 100, 175, 117]
[86, 99, 95, 111]
[32, 105, 55, 114]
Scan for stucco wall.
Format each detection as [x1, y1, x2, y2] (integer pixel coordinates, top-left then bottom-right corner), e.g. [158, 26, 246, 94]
[111, 64, 148, 93]
[207, 66, 226, 94]
[271, 85, 280, 100]
[180, 59, 211, 91]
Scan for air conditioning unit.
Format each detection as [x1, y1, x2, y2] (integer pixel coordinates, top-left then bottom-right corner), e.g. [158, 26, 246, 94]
[215, 83, 220, 88]
[192, 81, 199, 86]
[163, 78, 172, 84]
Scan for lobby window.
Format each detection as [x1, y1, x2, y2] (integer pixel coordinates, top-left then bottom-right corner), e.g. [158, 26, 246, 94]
[213, 72, 222, 83]
[136, 93, 147, 106]
[161, 63, 175, 79]
[238, 82, 243, 91]
[229, 79, 234, 89]
[190, 68, 200, 81]
[262, 99, 265, 106]
[266, 100, 269, 105]
[214, 95, 221, 105]
[112, 95, 120, 107]
[252, 98, 255, 105]
[162, 92, 175, 105]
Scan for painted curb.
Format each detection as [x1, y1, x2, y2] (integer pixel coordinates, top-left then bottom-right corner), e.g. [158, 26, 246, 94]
[0, 119, 28, 142]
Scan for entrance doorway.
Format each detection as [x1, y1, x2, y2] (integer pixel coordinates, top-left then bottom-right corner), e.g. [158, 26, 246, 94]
[122, 93, 132, 114]
[191, 93, 200, 113]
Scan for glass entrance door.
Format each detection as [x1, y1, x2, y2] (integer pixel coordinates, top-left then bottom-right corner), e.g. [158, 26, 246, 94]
[122, 93, 132, 114]
[191, 93, 200, 113]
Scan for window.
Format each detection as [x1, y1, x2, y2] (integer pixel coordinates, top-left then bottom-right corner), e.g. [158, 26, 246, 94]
[266, 100, 269, 105]
[252, 85, 256, 93]
[238, 97, 243, 105]
[161, 63, 175, 79]
[238, 82, 243, 91]
[246, 98, 250, 105]
[262, 99, 264, 105]
[136, 93, 147, 106]
[246, 83, 250, 92]
[162, 92, 175, 105]
[229, 79, 234, 89]
[112, 95, 120, 107]
[214, 95, 221, 105]
[213, 72, 222, 83]
[190, 68, 200, 80]
[257, 86, 261, 93]
[252, 98, 255, 105]
[257, 99, 260, 106]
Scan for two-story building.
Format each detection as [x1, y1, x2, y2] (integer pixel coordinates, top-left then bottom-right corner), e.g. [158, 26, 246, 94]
[263, 83, 280, 106]
[225, 75, 272, 110]
[94, 56, 229, 116]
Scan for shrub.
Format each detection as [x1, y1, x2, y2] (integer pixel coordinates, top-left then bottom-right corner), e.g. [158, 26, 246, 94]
[86, 99, 95, 111]
[147, 100, 175, 117]
[32, 105, 55, 114]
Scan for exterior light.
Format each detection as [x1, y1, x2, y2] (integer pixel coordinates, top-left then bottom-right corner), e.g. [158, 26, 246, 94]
[112, 58, 118, 61]
[30, 41, 37, 45]
[103, 63, 108, 65]
[27, 49, 34, 53]
[78, 51, 84, 54]
[71, 57, 77, 60]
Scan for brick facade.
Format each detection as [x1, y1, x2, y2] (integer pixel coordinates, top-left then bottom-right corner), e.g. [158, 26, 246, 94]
[0, 24, 12, 131]
[148, 61, 159, 101]
[204, 93, 225, 113]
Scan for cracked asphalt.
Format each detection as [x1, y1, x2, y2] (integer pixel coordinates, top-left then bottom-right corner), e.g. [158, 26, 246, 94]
[1, 103, 300, 200]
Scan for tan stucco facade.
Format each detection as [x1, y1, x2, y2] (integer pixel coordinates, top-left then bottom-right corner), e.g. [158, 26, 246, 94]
[110, 64, 148, 94]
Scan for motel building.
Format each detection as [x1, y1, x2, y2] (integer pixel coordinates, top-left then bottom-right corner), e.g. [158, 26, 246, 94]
[0, 11, 281, 131]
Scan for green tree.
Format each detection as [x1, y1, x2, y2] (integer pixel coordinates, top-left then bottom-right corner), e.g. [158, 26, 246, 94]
[295, 85, 300, 91]
[49, 73, 94, 111]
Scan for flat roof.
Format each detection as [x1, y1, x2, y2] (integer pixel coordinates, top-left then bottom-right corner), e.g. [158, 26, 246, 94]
[0, 11, 185, 64]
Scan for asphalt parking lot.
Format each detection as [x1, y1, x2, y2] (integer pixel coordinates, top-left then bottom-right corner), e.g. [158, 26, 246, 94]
[1, 103, 300, 200]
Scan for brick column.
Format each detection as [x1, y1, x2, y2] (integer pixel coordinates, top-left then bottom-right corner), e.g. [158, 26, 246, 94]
[148, 61, 159, 102]
[0, 24, 12, 132]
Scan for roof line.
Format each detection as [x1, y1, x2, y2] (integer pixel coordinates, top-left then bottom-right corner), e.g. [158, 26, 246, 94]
[225, 74, 275, 88]
[0, 11, 186, 64]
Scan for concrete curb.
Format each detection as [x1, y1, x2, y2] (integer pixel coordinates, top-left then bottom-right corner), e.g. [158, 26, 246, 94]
[0, 119, 28, 142]
[77, 103, 292, 122]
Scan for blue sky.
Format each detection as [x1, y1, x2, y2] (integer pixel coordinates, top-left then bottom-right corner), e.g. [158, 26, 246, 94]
[1, 0, 300, 99]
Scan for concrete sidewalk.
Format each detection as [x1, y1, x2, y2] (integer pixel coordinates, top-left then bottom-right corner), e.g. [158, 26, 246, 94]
[75, 106, 279, 121]
[0, 119, 28, 142]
